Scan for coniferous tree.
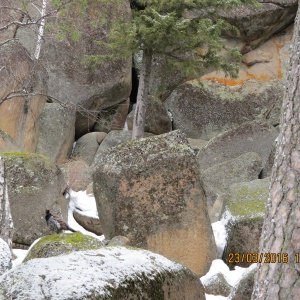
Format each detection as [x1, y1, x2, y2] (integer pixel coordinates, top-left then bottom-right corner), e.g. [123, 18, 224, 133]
[53, 0, 258, 139]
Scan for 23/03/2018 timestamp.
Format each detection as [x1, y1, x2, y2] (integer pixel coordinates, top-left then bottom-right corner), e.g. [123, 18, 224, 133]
[228, 253, 289, 264]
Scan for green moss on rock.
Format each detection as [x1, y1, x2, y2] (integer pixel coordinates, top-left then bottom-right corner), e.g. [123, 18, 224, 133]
[24, 233, 103, 262]
[226, 177, 270, 220]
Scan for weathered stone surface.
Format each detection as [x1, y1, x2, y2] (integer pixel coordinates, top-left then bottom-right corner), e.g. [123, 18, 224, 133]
[228, 265, 257, 300]
[202, 272, 232, 297]
[16, 1, 132, 139]
[0, 152, 67, 246]
[107, 236, 130, 247]
[187, 138, 209, 154]
[197, 121, 278, 170]
[0, 238, 12, 276]
[0, 247, 206, 300]
[0, 1, 22, 42]
[36, 103, 76, 164]
[165, 79, 282, 140]
[221, 0, 297, 48]
[93, 131, 153, 166]
[0, 41, 47, 152]
[200, 24, 293, 96]
[94, 99, 130, 133]
[93, 130, 217, 276]
[72, 132, 107, 165]
[202, 152, 262, 207]
[127, 97, 172, 135]
[73, 210, 103, 236]
[59, 159, 92, 192]
[223, 178, 269, 269]
[23, 233, 103, 262]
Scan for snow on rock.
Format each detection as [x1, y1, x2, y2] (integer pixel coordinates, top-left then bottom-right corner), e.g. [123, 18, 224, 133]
[12, 249, 28, 268]
[212, 210, 232, 258]
[67, 189, 105, 241]
[68, 189, 98, 219]
[0, 246, 205, 300]
[0, 238, 12, 276]
[201, 259, 250, 288]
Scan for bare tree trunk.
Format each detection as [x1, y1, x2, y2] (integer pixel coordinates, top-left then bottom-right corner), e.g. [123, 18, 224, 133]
[34, 0, 48, 60]
[132, 49, 153, 140]
[251, 6, 300, 300]
[0, 157, 14, 251]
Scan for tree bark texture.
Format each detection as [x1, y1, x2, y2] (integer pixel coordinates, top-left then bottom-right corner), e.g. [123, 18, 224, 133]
[0, 157, 14, 250]
[132, 49, 153, 140]
[251, 5, 300, 300]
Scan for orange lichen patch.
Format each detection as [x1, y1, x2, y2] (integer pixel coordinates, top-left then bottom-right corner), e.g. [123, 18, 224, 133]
[275, 42, 284, 79]
[200, 37, 288, 87]
[201, 77, 246, 86]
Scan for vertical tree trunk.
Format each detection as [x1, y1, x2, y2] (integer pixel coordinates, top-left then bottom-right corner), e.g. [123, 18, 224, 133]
[34, 0, 48, 60]
[0, 157, 14, 251]
[132, 49, 153, 140]
[251, 6, 300, 300]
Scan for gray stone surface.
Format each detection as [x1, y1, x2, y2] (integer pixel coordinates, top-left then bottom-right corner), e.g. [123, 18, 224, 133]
[72, 132, 107, 165]
[93, 130, 217, 276]
[221, 0, 297, 49]
[202, 152, 262, 207]
[0, 247, 206, 300]
[36, 103, 76, 164]
[15, 0, 132, 139]
[223, 178, 270, 269]
[197, 120, 278, 170]
[203, 272, 232, 297]
[1, 153, 67, 246]
[165, 80, 282, 140]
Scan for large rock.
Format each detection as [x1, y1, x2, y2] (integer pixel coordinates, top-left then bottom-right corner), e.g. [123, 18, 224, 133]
[36, 103, 76, 164]
[202, 272, 232, 297]
[59, 159, 92, 192]
[228, 265, 257, 300]
[0, 239, 11, 276]
[73, 210, 103, 236]
[0, 152, 67, 246]
[223, 178, 270, 269]
[93, 130, 217, 276]
[72, 132, 107, 165]
[0, 41, 47, 152]
[0, 247, 206, 299]
[16, 0, 132, 139]
[202, 152, 262, 207]
[199, 23, 293, 99]
[197, 120, 278, 170]
[221, 0, 297, 48]
[24, 233, 103, 262]
[93, 130, 153, 166]
[165, 79, 282, 140]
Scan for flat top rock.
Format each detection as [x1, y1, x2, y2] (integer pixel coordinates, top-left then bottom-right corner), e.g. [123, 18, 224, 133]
[95, 130, 194, 173]
[0, 247, 202, 300]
